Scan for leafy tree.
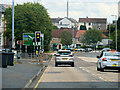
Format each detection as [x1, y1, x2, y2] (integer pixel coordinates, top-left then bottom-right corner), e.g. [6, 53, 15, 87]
[53, 25, 59, 29]
[107, 25, 115, 34]
[83, 29, 102, 45]
[111, 30, 120, 51]
[60, 31, 72, 46]
[117, 17, 120, 30]
[80, 25, 87, 30]
[4, 3, 53, 51]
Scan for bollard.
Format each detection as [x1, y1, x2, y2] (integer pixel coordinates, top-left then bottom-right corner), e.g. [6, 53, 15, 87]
[17, 52, 21, 62]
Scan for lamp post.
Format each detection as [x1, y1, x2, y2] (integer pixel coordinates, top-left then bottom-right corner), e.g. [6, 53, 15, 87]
[111, 15, 117, 51]
[12, 0, 14, 51]
[109, 22, 111, 48]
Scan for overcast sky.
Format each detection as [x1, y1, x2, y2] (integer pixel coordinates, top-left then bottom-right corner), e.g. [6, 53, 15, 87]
[0, 0, 119, 23]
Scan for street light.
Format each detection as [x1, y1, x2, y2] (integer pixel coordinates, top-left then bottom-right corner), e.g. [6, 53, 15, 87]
[109, 22, 111, 48]
[111, 15, 117, 51]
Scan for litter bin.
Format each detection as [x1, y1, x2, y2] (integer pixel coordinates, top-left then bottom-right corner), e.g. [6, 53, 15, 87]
[7, 52, 14, 66]
[0, 52, 8, 68]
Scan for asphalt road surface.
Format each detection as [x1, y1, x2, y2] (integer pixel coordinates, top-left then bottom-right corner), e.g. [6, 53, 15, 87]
[30, 52, 120, 89]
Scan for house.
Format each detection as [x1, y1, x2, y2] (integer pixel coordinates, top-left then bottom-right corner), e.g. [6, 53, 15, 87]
[78, 17, 107, 30]
[75, 30, 86, 46]
[51, 17, 78, 30]
[74, 30, 109, 46]
[50, 29, 78, 50]
[0, 4, 11, 49]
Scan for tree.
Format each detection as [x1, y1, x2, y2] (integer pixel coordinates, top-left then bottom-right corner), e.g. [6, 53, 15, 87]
[117, 17, 120, 30]
[60, 31, 72, 46]
[4, 3, 53, 51]
[111, 30, 120, 51]
[53, 25, 59, 29]
[83, 29, 102, 45]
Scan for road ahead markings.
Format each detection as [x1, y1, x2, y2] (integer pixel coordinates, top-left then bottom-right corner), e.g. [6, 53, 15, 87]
[78, 57, 97, 62]
[79, 67, 108, 82]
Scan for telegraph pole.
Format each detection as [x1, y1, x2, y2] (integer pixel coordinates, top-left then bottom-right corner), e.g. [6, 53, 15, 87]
[109, 23, 111, 48]
[12, 0, 14, 51]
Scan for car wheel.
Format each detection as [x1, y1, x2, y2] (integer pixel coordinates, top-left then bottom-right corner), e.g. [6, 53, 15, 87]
[100, 64, 104, 72]
[118, 68, 120, 72]
[71, 63, 74, 67]
[97, 66, 100, 71]
[55, 62, 58, 67]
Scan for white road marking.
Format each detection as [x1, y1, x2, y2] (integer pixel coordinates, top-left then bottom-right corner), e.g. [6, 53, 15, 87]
[79, 67, 108, 81]
[78, 57, 97, 62]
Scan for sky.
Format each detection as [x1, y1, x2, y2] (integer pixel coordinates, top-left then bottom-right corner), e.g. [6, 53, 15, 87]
[0, 0, 119, 23]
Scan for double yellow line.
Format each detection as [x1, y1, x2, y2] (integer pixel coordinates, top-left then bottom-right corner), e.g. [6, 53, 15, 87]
[33, 67, 48, 90]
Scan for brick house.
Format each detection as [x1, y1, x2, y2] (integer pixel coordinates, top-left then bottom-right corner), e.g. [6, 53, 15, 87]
[78, 17, 107, 30]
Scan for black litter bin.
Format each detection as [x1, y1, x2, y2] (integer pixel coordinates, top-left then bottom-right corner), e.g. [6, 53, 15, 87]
[0, 52, 8, 68]
[7, 52, 14, 66]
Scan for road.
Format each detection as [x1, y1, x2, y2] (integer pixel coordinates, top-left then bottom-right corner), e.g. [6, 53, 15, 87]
[30, 52, 119, 89]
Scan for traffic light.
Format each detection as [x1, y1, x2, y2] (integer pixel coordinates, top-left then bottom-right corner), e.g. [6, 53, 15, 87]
[35, 32, 40, 42]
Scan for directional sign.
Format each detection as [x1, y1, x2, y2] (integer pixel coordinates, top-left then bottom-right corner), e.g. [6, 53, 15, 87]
[23, 33, 35, 46]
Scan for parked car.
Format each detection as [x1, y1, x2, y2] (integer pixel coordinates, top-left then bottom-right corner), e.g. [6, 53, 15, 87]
[102, 48, 111, 52]
[78, 48, 85, 52]
[85, 48, 93, 52]
[55, 50, 74, 67]
[97, 51, 120, 72]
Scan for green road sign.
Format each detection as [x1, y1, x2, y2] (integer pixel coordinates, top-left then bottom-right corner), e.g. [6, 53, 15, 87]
[23, 33, 35, 46]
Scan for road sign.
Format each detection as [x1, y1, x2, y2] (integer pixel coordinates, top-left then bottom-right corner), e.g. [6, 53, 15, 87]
[23, 33, 35, 46]
[17, 40, 24, 45]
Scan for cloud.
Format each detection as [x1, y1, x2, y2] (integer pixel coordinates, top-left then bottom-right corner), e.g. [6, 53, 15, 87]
[0, 0, 118, 22]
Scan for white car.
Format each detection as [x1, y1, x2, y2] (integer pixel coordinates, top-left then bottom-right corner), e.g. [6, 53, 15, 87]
[55, 50, 74, 67]
[78, 48, 85, 52]
[97, 51, 120, 72]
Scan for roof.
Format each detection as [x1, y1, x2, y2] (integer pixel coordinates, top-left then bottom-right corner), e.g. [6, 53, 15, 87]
[100, 30, 109, 33]
[75, 30, 86, 38]
[51, 18, 63, 23]
[67, 18, 77, 23]
[78, 17, 107, 23]
[102, 34, 109, 39]
[51, 17, 77, 23]
[52, 29, 78, 38]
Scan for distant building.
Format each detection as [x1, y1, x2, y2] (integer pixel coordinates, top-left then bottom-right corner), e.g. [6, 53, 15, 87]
[51, 17, 78, 30]
[50, 29, 78, 50]
[78, 17, 107, 30]
[0, 4, 11, 49]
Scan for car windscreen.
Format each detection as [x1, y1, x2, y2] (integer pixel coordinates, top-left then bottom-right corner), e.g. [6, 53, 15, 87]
[58, 52, 71, 55]
[104, 52, 120, 57]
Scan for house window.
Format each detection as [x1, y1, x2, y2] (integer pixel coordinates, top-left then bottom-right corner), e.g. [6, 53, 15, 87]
[0, 14, 1, 27]
[98, 28, 101, 30]
[60, 22, 62, 25]
[89, 23, 91, 26]
[0, 33, 1, 45]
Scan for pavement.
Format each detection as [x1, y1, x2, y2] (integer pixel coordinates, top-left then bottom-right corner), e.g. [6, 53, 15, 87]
[29, 52, 120, 89]
[2, 56, 51, 89]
